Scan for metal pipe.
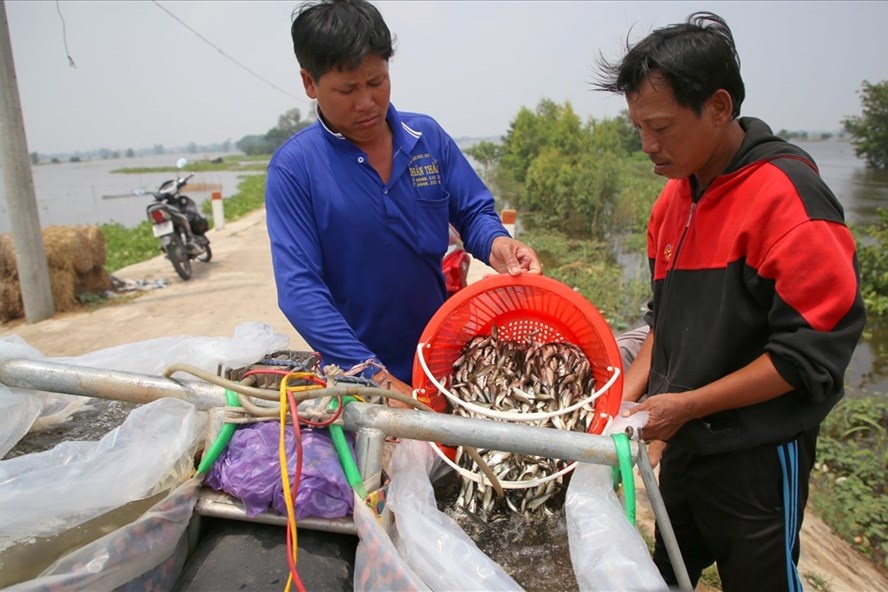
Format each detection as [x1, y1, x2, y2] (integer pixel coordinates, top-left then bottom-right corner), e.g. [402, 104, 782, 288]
[342, 402, 634, 465]
[636, 443, 692, 592]
[2, 358, 634, 465]
[355, 428, 386, 493]
[0, 358, 226, 410]
[194, 489, 357, 535]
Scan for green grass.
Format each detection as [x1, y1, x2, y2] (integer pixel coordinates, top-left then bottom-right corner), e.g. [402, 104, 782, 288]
[111, 154, 269, 174]
[810, 396, 888, 571]
[101, 220, 163, 272]
[518, 227, 649, 331]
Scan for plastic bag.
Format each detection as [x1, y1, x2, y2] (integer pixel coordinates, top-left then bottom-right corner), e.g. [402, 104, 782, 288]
[378, 440, 521, 591]
[565, 403, 667, 591]
[0, 321, 289, 457]
[205, 422, 354, 520]
[0, 398, 206, 590]
[53, 321, 289, 375]
[353, 493, 429, 592]
[565, 463, 667, 591]
[0, 383, 41, 460]
[11, 477, 201, 592]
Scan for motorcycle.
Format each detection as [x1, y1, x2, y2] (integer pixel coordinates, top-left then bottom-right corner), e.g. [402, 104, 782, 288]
[443, 224, 470, 298]
[136, 158, 212, 280]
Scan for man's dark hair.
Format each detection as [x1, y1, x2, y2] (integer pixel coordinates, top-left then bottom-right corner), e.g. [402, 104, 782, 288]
[594, 12, 745, 118]
[291, 0, 395, 81]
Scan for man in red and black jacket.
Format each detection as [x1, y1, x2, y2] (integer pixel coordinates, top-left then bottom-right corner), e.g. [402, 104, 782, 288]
[595, 12, 866, 592]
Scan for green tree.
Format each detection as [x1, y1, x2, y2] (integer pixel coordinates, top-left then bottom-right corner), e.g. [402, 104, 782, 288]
[237, 108, 315, 156]
[29, 152, 39, 165]
[499, 99, 566, 186]
[493, 100, 644, 238]
[464, 140, 502, 188]
[842, 80, 888, 169]
[265, 108, 313, 148]
[857, 208, 888, 316]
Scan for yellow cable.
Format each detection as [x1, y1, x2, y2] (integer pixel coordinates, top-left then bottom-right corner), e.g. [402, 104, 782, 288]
[279, 374, 299, 589]
[278, 372, 325, 588]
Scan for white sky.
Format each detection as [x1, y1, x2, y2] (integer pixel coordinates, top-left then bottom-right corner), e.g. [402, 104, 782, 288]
[5, 0, 888, 155]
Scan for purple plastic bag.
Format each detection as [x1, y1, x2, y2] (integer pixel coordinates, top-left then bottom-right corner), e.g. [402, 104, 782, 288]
[206, 422, 354, 520]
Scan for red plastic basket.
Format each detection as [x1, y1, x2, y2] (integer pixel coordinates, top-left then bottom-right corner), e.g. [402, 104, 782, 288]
[412, 274, 623, 435]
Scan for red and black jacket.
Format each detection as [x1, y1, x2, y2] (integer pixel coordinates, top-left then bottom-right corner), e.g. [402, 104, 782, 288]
[645, 117, 867, 454]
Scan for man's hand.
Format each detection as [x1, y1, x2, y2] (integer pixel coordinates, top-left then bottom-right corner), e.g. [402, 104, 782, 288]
[488, 236, 542, 276]
[624, 391, 696, 442]
[371, 369, 414, 408]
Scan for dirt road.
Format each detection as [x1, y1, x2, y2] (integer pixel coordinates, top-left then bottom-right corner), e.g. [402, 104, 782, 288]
[2, 208, 884, 591]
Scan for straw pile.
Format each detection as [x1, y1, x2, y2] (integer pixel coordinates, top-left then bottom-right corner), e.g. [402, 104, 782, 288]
[0, 226, 113, 322]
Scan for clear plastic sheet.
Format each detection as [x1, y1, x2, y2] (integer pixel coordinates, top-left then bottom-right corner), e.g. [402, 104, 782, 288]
[564, 403, 667, 591]
[0, 321, 289, 457]
[565, 463, 667, 591]
[13, 477, 201, 592]
[357, 439, 522, 592]
[355, 404, 665, 591]
[353, 493, 430, 592]
[0, 399, 205, 590]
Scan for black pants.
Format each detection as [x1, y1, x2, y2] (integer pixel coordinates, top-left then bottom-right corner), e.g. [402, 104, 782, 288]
[653, 430, 817, 592]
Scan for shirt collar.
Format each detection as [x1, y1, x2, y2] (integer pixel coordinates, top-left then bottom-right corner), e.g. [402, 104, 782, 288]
[317, 103, 421, 154]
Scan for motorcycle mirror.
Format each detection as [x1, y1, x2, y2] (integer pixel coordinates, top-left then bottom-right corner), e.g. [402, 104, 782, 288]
[133, 188, 146, 196]
[176, 157, 188, 169]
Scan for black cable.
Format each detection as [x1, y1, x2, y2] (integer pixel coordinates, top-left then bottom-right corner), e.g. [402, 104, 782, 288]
[150, 0, 304, 101]
[55, 0, 76, 68]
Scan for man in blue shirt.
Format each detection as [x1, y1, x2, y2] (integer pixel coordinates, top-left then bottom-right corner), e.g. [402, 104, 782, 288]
[266, 0, 541, 400]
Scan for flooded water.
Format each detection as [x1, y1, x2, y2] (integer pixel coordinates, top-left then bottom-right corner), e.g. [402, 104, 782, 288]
[0, 152, 261, 233]
[797, 138, 888, 228]
[433, 472, 577, 591]
[797, 139, 888, 396]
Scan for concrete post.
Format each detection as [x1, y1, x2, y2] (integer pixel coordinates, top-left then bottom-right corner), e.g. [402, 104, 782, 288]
[0, 0, 53, 323]
[211, 190, 225, 230]
[501, 208, 517, 237]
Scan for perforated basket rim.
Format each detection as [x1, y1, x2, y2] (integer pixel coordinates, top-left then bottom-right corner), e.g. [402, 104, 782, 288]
[412, 274, 624, 431]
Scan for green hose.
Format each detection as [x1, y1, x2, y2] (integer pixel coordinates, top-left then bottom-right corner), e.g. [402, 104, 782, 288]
[328, 396, 367, 499]
[195, 389, 241, 476]
[611, 433, 636, 526]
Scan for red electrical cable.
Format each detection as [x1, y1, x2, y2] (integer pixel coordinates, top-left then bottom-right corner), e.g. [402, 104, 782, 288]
[285, 388, 307, 592]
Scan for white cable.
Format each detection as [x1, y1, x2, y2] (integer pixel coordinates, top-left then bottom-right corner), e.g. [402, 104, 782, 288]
[428, 414, 616, 490]
[415, 342, 620, 422]
[429, 442, 577, 489]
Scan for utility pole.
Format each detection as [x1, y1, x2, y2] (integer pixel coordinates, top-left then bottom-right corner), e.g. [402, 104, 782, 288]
[0, 0, 53, 323]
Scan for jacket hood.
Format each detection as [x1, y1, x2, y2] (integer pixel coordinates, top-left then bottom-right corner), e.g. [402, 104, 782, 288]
[724, 117, 818, 175]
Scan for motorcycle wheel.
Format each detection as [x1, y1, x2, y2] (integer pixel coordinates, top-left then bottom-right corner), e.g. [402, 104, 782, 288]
[167, 233, 192, 280]
[197, 242, 212, 263]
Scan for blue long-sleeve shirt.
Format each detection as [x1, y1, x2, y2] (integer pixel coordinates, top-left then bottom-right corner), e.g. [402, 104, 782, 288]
[266, 103, 508, 382]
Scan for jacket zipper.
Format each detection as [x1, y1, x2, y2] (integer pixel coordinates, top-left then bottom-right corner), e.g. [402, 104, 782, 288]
[659, 201, 697, 310]
[651, 199, 697, 392]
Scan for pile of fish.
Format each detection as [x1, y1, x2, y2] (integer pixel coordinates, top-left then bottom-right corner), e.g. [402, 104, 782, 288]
[448, 326, 597, 522]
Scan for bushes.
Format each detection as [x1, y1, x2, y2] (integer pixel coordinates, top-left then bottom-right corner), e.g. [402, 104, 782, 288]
[811, 396, 888, 570]
[857, 208, 888, 316]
